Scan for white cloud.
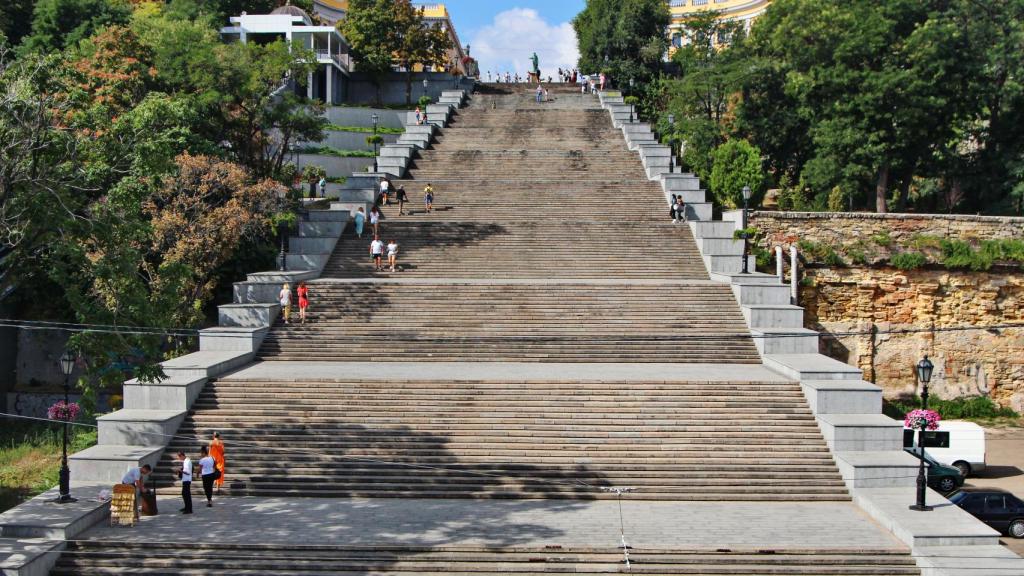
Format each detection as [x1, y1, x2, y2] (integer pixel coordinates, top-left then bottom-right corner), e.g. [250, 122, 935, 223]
[470, 8, 580, 79]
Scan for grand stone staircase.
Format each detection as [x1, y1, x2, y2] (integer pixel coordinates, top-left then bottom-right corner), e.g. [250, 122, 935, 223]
[52, 541, 921, 575]
[50, 84, 923, 575]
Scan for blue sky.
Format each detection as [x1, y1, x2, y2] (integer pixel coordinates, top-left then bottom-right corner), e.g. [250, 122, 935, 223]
[438, 1, 586, 77]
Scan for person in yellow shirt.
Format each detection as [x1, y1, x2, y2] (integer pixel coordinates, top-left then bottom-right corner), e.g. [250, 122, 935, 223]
[424, 184, 434, 213]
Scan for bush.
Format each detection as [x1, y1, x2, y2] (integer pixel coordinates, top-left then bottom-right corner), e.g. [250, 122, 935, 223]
[797, 239, 844, 267]
[709, 139, 766, 209]
[886, 395, 1019, 420]
[890, 251, 927, 270]
[417, 95, 432, 108]
[872, 231, 893, 247]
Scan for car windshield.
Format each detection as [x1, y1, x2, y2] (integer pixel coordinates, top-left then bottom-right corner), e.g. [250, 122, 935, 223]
[948, 491, 970, 504]
[905, 448, 940, 467]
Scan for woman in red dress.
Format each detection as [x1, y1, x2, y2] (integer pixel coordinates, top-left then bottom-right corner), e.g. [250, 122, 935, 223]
[297, 281, 310, 324]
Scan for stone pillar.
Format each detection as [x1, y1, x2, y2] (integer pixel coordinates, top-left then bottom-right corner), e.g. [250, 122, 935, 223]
[307, 72, 314, 100]
[326, 66, 333, 104]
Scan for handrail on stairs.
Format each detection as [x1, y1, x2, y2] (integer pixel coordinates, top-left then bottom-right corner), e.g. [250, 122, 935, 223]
[774, 245, 800, 305]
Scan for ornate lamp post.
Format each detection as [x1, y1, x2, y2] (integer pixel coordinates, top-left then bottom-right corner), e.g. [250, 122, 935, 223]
[918, 355, 933, 410]
[909, 355, 936, 512]
[667, 113, 676, 172]
[55, 350, 77, 504]
[277, 187, 289, 272]
[740, 185, 752, 274]
[371, 113, 380, 159]
[422, 78, 429, 101]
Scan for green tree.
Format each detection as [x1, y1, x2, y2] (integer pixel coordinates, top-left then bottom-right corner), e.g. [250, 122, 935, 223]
[709, 139, 765, 209]
[0, 47, 89, 300]
[0, 0, 38, 46]
[20, 0, 131, 53]
[743, 0, 977, 212]
[393, 2, 452, 105]
[573, 0, 669, 88]
[341, 0, 399, 105]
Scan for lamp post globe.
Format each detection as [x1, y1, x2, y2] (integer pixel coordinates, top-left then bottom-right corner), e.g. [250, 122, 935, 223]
[917, 355, 934, 410]
[422, 78, 429, 100]
[910, 355, 936, 512]
[740, 186, 752, 274]
[55, 350, 77, 504]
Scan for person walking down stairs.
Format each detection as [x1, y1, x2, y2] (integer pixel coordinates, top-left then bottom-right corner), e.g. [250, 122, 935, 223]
[379, 178, 391, 206]
[423, 184, 434, 213]
[370, 235, 385, 272]
[297, 282, 310, 324]
[354, 207, 366, 238]
[209, 432, 225, 494]
[278, 283, 292, 324]
[387, 239, 400, 273]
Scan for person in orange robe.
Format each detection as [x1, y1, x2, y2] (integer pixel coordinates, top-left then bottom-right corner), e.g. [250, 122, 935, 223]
[210, 431, 225, 493]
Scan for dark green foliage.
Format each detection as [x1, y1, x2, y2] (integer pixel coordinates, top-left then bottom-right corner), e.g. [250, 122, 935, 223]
[297, 146, 376, 158]
[797, 240, 844, 267]
[709, 139, 766, 209]
[885, 395, 1019, 420]
[573, 0, 669, 87]
[0, 0, 37, 46]
[21, 0, 130, 53]
[890, 251, 927, 270]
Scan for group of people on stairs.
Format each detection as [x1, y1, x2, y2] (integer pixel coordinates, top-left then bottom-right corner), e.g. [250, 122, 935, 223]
[118, 432, 226, 517]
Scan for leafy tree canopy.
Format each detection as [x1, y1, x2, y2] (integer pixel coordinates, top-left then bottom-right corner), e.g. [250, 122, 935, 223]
[573, 0, 669, 88]
[21, 0, 131, 53]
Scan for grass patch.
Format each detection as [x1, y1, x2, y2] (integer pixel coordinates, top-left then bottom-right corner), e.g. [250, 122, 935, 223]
[0, 420, 98, 513]
[326, 176, 347, 185]
[297, 146, 376, 158]
[890, 251, 927, 270]
[871, 231, 893, 247]
[326, 124, 404, 135]
[883, 395, 1020, 427]
[798, 239, 844, 267]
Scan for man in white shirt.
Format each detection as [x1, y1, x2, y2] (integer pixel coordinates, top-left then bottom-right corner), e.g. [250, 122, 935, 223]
[121, 464, 151, 518]
[370, 236, 384, 271]
[176, 452, 193, 514]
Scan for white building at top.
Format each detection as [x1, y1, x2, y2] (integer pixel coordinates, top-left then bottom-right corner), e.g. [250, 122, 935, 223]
[220, 5, 351, 104]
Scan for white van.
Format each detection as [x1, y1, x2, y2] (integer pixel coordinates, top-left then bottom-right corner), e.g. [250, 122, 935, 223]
[903, 420, 987, 477]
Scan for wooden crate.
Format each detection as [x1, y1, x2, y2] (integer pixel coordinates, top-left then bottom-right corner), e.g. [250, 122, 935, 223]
[110, 484, 136, 527]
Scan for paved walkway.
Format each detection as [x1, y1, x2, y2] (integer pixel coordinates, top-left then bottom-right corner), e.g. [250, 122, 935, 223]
[80, 497, 904, 551]
[221, 362, 791, 383]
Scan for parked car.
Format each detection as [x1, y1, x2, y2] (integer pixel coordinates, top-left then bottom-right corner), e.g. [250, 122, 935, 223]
[949, 487, 1024, 538]
[903, 447, 964, 493]
[902, 420, 986, 477]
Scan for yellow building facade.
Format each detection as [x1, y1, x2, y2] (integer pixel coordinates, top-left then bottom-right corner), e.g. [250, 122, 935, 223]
[668, 0, 772, 49]
[312, 0, 470, 75]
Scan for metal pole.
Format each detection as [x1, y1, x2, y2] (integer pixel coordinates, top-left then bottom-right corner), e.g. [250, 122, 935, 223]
[776, 246, 784, 283]
[278, 225, 288, 272]
[740, 198, 750, 274]
[58, 372, 71, 503]
[910, 421, 933, 511]
[790, 245, 798, 304]
[921, 380, 929, 411]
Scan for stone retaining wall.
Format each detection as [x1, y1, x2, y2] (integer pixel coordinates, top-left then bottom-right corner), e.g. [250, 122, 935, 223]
[748, 212, 1024, 412]
[802, 267, 1024, 412]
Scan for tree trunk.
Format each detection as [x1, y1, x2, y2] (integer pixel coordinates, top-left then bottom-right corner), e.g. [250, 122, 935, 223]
[895, 168, 913, 212]
[875, 165, 889, 214]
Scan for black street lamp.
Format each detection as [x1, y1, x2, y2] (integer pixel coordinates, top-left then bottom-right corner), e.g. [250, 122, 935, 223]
[740, 185, 752, 274]
[918, 355, 934, 410]
[277, 188, 288, 272]
[422, 78, 429, 101]
[667, 113, 676, 172]
[371, 113, 379, 135]
[55, 350, 77, 504]
[910, 355, 935, 512]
